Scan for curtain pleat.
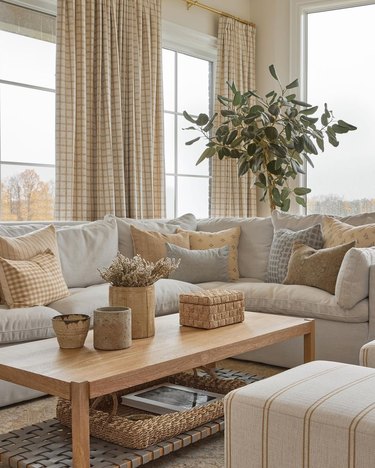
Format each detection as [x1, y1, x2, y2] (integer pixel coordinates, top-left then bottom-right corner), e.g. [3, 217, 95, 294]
[55, 0, 165, 220]
[210, 17, 257, 217]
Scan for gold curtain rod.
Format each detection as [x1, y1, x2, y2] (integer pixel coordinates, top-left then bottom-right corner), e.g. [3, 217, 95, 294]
[185, 0, 256, 28]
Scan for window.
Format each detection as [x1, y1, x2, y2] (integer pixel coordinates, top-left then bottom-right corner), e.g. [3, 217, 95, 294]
[0, 1, 55, 221]
[304, 3, 375, 216]
[163, 48, 213, 219]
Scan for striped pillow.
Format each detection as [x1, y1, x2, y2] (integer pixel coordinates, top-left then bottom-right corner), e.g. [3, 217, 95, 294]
[0, 225, 59, 302]
[0, 249, 69, 308]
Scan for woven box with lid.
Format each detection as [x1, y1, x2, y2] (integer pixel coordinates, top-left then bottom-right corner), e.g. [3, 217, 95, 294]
[179, 289, 245, 329]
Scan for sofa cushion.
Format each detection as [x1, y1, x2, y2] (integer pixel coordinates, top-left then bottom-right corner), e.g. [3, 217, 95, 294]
[182, 226, 241, 280]
[0, 250, 69, 308]
[0, 305, 58, 344]
[198, 279, 368, 323]
[56, 217, 118, 288]
[106, 213, 197, 259]
[130, 226, 190, 262]
[267, 225, 324, 283]
[197, 217, 273, 282]
[323, 217, 375, 248]
[272, 210, 375, 231]
[336, 247, 375, 309]
[167, 244, 230, 283]
[283, 241, 355, 294]
[49, 279, 201, 318]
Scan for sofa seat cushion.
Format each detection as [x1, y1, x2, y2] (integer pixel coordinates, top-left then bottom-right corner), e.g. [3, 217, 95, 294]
[199, 279, 368, 323]
[49, 279, 202, 318]
[0, 306, 58, 344]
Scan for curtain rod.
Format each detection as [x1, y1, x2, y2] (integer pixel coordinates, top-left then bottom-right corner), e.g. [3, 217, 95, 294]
[184, 0, 256, 28]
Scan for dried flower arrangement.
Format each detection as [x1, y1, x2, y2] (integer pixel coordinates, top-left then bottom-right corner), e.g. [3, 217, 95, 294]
[99, 253, 180, 288]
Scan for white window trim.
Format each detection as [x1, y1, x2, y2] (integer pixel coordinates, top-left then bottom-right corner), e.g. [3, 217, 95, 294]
[2, 0, 56, 15]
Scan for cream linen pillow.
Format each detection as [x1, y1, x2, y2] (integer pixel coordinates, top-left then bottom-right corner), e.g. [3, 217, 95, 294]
[323, 217, 375, 248]
[283, 241, 355, 294]
[0, 249, 69, 308]
[130, 225, 190, 262]
[0, 225, 59, 302]
[179, 227, 241, 280]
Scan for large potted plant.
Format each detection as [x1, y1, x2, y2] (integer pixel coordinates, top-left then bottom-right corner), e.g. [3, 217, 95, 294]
[99, 254, 179, 339]
[184, 65, 357, 212]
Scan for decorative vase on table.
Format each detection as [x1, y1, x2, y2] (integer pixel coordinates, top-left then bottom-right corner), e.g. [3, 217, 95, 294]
[99, 253, 179, 340]
[109, 284, 155, 339]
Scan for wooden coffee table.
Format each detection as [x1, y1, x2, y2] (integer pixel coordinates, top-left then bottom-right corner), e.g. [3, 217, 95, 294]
[0, 311, 314, 467]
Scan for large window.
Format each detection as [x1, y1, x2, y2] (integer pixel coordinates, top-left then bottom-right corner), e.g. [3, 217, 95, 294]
[163, 48, 213, 218]
[306, 3, 375, 216]
[0, 2, 55, 221]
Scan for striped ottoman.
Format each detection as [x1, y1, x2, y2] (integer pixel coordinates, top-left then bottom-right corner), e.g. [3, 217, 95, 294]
[224, 361, 375, 468]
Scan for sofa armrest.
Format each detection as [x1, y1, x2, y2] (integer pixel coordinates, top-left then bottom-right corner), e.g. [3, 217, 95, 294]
[360, 338, 375, 367]
[368, 265, 375, 341]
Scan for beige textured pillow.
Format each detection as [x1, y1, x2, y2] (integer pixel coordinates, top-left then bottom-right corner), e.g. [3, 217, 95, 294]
[0, 249, 69, 308]
[130, 225, 190, 262]
[323, 217, 375, 248]
[180, 227, 241, 280]
[283, 241, 355, 294]
[0, 225, 59, 302]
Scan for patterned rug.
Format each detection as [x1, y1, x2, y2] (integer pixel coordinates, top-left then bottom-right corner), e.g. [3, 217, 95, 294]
[0, 359, 283, 467]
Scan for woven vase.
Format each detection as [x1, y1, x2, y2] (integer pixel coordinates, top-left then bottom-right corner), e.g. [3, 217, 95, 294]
[109, 285, 155, 339]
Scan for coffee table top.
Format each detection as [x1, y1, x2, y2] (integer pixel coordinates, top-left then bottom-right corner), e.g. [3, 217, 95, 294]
[0, 311, 313, 399]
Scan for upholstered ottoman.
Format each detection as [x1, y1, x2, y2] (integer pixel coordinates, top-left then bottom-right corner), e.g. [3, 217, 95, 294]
[224, 360, 375, 468]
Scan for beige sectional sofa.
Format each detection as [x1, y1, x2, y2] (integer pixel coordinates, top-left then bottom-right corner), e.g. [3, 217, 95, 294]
[1, 211, 375, 407]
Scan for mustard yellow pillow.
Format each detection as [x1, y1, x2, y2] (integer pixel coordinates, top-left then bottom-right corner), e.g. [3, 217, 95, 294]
[323, 217, 375, 248]
[130, 225, 190, 262]
[0, 249, 69, 308]
[283, 241, 355, 294]
[179, 227, 241, 280]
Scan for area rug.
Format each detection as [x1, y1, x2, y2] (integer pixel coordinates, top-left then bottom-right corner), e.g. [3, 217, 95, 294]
[0, 359, 283, 467]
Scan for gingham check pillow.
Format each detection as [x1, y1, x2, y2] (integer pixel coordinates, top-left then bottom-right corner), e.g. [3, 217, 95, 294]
[0, 249, 69, 308]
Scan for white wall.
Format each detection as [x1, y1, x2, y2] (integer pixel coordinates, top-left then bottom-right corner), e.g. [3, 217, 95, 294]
[162, 0, 252, 37]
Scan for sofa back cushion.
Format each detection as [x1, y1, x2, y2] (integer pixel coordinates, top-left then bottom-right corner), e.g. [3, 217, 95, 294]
[336, 247, 375, 309]
[56, 217, 118, 288]
[197, 217, 274, 281]
[106, 213, 197, 258]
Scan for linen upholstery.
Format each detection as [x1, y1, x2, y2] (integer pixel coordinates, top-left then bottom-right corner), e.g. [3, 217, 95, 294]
[56, 218, 118, 288]
[0, 250, 69, 308]
[359, 340, 375, 367]
[211, 17, 257, 217]
[181, 227, 241, 280]
[167, 244, 230, 284]
[225, 361, 375, 468]
[267, 224, 324, 283]
[197, 216, 273, 281]
[283, 241, 355, 294]
[55, 0, 164, 220]
[323, 217, 375, 248]
[336, 247, 375, 309]
[130, 226, 190, 262]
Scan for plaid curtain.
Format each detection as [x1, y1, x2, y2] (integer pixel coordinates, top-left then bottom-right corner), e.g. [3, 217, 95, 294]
[210, 17, 257, 217]
[55, 0, 165, 220]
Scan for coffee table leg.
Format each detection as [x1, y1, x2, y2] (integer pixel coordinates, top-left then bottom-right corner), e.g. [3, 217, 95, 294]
[71, 381, 90, 467]
[304, 320, 315, 363]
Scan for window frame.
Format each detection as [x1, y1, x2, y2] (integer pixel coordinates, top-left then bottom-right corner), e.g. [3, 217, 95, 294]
[162, 21, 217, 218]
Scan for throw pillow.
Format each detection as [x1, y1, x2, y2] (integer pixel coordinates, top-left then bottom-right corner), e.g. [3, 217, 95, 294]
[0, 225, 59, 302]
[166, 243, 230, 284]
[323, 217, 375, 248]
[335, 247, 375, 309]
[267, 224, 324, 283]
[0, 249, 69, 308]
[179, 227, 241, 280]
[283, 241, 355, 294]
[131, 226, 190, 262]
[56, 217, 118, 288]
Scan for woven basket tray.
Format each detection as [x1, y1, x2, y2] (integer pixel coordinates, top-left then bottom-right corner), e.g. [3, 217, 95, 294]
[56, 371, 246, 450]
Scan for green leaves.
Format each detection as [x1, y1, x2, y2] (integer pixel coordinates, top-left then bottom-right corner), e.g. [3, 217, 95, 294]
[182, 64, 357, 213]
